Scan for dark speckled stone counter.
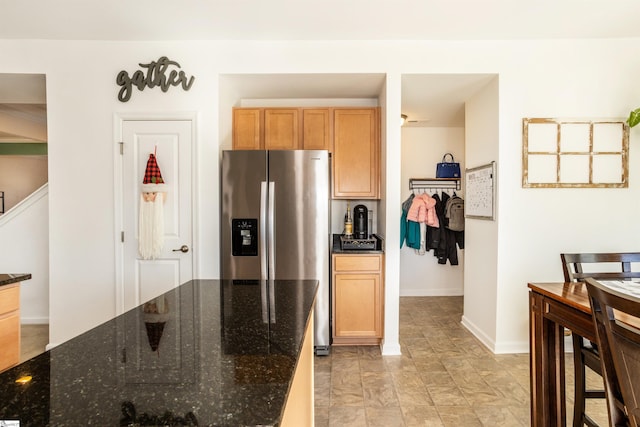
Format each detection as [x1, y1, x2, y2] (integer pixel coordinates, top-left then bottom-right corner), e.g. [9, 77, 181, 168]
[0, 279, 317, 427]
[0, 273, 31, 287]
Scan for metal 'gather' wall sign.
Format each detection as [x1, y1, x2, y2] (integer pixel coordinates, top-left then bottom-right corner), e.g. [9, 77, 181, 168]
[116, 56, 195, 102]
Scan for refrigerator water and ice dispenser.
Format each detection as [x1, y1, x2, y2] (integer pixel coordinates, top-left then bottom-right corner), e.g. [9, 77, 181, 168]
[231, 218, 258, 256]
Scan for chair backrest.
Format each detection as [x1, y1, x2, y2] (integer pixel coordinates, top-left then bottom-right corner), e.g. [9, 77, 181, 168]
[586, 278, 640, 427]
[561, 253, 640, 282]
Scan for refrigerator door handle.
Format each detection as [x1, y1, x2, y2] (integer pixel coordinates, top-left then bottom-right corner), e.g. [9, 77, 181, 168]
[267, 181, 275, 280]
[260, 181, 268, 280]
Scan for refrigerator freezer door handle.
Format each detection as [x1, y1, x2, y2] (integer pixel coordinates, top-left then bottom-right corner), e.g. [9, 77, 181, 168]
[268, 181, 275, 280]
[260, 181, 267, 280]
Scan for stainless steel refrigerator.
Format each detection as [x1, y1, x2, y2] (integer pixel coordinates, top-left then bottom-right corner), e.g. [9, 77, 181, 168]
[220, 150, 331, 354]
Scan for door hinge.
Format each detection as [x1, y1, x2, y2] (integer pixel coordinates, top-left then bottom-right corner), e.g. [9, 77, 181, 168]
[121, 348, 127, 363]
[121, 231, 124, 242]
[119, 142, 124, 155]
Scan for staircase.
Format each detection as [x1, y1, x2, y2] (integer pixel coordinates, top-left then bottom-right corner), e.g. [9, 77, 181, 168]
[0, 183, 49, 324]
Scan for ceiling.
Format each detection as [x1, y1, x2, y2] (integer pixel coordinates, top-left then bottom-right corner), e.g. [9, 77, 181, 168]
[3, 0, 640, 41]
[2, 0, 640, 137]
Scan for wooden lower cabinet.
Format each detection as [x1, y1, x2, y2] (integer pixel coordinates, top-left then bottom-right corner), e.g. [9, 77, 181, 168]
[0, 283, 20, 372]
[332, 254, 384, 345]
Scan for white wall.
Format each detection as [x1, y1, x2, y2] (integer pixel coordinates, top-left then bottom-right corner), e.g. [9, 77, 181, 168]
[0, 156, 48, 212]
[400, 127, 465, 296]
[0, 184, 49, 324]
[462, 78, 500, 350]
[380, 73, 402, 355]
[2, 38, 640, 352]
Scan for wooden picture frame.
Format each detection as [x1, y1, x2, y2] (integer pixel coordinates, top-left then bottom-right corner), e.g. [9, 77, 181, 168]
[522, 118, 629, 188]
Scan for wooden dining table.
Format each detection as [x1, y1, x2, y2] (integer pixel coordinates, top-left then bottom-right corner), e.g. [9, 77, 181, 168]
[529, 282, 598, 427]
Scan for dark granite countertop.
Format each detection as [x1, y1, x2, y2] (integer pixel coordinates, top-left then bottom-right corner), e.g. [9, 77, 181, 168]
[331, 233, 385, 254]
[0, 279, 318, 426]
[0, 273, 31, 287]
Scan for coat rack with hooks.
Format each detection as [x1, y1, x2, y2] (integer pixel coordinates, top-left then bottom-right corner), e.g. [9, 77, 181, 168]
[409, 178, 461, 192]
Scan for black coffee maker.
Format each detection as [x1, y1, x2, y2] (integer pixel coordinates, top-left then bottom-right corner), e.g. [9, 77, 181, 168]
[353, 205, 368, 239]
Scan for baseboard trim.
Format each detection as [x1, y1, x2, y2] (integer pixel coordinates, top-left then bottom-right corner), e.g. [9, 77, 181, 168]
[381, 341, 402, 356]
[21, 318, 49, 325]
[461, 315, 529, 354]
[399, 288, 463, 297]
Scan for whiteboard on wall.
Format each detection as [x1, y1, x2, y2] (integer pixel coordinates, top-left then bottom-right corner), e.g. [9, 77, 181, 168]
[465, 162, 495, 220]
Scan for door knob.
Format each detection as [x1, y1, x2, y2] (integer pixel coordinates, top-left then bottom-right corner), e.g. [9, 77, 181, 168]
[172, 245, 189, 253]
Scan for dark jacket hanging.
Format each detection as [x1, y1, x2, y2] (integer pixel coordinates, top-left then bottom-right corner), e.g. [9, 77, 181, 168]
[429, 192, 464, 265]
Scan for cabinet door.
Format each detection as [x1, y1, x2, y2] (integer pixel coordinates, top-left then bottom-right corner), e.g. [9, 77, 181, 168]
[0, 285, 20, 372]
[333, 108, 380, 199]
[264, 109, 299, 150]
[0, 314, 19, 371]
[334, 273, 382, 340]
[302, 109, 331, 151]
[233, 108, 262, 150]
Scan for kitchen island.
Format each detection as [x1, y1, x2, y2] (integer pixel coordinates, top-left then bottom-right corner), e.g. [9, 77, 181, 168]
[0, 274, 31, 287]
[0, 279, 317, 426]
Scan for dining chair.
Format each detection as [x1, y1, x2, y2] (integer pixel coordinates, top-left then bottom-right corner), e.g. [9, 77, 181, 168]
[561, 253, 640, 427]
[586, 277, 640, 427]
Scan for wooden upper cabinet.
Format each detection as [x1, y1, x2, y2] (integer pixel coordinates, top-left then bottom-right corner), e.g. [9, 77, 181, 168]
[264, 109, 300, 150]
[332, 108, 380, 199]
[232, 108, 262, 150]
[302, 109, 331, 151]
[232, 108, 381, 200]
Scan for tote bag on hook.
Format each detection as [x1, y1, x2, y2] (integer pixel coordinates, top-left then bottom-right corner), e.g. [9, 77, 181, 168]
[436, 153, 460, 178]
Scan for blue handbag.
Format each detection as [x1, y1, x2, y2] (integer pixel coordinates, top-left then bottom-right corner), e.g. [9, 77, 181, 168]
[436, 153, 460, 178]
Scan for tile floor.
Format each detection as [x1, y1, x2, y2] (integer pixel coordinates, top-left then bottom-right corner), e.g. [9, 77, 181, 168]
[20, 323, 48, 363]
[20, 297, 609, 426]
[314, 296, 609, 427]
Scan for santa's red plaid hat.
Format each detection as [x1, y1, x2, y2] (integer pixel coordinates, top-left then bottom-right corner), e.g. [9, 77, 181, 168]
[141, 153, 167, 193]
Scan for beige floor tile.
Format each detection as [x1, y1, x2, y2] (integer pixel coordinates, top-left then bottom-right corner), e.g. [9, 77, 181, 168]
[328, 406, 367, 427]
[315, 406, 329, 427]
[426, 385, 468, 406]
[420, 370, 455, 387]
[330, 371, 364, 407]
[362, 371, 400, 407]
[392, 371, 434, 406]
[473, 406, 526, 426]
[20, 324, 49, 362]
[383, 354, 418, 373]
[331, 356, 360, 372]
[359, 358, 387, 372]
[401, 405, 444, 426]
[365, 406, 405, 427]
[437, 406, 482, 427]
[315, 370, 332, 407]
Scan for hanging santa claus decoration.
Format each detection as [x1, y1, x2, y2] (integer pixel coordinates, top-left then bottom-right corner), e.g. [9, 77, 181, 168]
[139, 151, 167, 260]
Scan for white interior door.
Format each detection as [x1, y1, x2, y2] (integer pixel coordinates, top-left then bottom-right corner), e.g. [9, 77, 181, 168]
[120, 119, 193, 313]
